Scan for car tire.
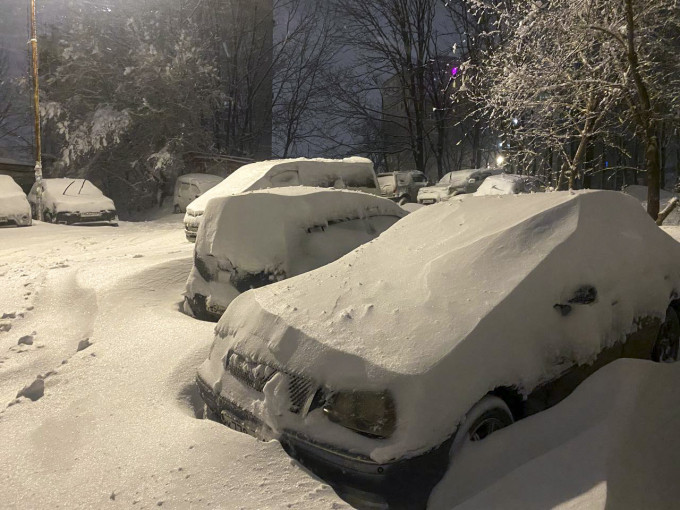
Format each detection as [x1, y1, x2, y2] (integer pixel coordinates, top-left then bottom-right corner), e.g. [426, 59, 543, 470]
[652, 306, 680, 363]
[44, 211, 54, 223]
[174, 204, 181, 214]
[398, 195, 411, 205]
[449, 395, 514, 459]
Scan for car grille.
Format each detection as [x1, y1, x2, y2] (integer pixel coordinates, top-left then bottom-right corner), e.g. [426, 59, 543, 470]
[226, 350, 315, 414]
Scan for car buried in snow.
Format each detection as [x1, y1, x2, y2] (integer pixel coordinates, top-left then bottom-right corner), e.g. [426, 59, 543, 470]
[28, 178, 118, 225]
[473, 173, 546, 196]
[173, 173, 224, 214]
[183, 187, 406, 322]
[197, 190, 680, 507]
[377, 170, 429, 204]
[183, 157, 381, 242]
[0, 175, 32, 227]
[416, 168, 502, 204]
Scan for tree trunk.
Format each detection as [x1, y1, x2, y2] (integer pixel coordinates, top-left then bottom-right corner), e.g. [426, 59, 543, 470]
[646, 131, 661, 219]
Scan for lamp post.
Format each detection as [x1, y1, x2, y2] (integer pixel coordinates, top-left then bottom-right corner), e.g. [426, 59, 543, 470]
[29, 0, 43, 221]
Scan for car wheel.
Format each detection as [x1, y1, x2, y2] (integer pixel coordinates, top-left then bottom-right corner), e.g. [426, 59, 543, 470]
[449, 395, 514, 458]
[652, 306, 680, 363]
[398, 195, 411, 205]
[174, 204, 181, 214]
[44, 211, 54, 223]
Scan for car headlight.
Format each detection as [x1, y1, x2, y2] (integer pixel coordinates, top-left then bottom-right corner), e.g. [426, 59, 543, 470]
[323, 390, 396, 439]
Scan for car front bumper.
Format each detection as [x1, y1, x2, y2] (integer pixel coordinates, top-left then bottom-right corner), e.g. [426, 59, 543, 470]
[55, 211, 117, 224]
[196, 374, 450, 508]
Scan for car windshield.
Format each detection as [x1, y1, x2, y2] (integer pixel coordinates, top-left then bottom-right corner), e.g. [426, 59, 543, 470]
[438, 170, 477, 187]
[61, 179, 104, 197]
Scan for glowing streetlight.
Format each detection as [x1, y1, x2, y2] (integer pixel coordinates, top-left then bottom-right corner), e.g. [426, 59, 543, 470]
[496, 155, 506, 166]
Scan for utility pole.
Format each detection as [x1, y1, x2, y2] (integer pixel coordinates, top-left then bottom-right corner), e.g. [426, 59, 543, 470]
[29, 0, 43, 221]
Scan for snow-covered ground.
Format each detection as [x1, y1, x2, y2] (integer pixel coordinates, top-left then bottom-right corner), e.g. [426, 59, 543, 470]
[1, 209, 679, 510]
[0, 219, 347, 509]
[430, 359, 680, 510]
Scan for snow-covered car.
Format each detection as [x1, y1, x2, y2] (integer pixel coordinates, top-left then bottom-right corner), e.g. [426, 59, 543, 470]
[183, 157, 380, 241]
[0, 175, 32, 227]
[184, 187, 406, 321]
[473, 173, 545, 196]
[173, 173, 224, 213]
[417, 168, 501, 204]
[377, 170, 429, 204]
[28, 178, 118, 225]
[197, 190, 680, 506]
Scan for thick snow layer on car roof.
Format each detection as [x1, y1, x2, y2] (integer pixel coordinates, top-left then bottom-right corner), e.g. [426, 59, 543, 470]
[198, 186, 406, 274]
[474, 173, 523, 196]
[429, 359, 680, 510]
[215, 191, 680, 460]
[186, 157, 375, 215]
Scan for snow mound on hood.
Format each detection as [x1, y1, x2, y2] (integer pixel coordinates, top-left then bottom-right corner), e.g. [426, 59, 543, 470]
[39, 178, 115, 213]
[198, 186, 406, 275]
[429, 359, 680, 510]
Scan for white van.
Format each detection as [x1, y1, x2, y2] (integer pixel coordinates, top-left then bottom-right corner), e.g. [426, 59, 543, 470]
[173, 173, 224, 213]
[183, 157, 380, 241]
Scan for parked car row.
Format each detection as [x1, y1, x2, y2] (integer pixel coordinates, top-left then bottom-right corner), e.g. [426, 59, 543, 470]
[0, 175, 119, 227]
[182, 157, 381, 242]
[195, 190, 680, 507]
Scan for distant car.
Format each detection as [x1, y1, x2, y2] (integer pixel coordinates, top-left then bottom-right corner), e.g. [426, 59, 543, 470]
[184, 187, 406, 321]
[473, 173, 545, 196]
[198, 191, 680, 507]
[28, 178, 118, 225]
[417, 168, 502, 204]
[377, 170, 429, 204]
[173, 173, 224, 214]
[0, 175, 32, 227]
[183, 157, 381, 242]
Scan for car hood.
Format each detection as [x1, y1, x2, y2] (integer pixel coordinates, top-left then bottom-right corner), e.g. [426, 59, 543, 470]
[210, 191, 680, 460]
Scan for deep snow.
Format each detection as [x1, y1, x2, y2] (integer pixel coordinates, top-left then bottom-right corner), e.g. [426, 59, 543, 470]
[0, 219, 348, 509]
[429, 359, 680, 510]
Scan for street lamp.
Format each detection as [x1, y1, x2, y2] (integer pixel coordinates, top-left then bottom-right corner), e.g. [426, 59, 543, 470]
[29, 0, 43, 221]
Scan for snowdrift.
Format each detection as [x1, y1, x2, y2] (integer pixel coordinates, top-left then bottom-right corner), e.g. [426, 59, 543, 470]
[206, 191, 680, 461]
[429, 359, 680, 510]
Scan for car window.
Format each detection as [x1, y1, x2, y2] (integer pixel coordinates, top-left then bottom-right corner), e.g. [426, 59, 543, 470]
[179, 182, 191, 193]
[413, 174, 427, 183]
[343, 173, 378, 189]
[190, 184, 200, 196]
[396, 174, 410, 185]
[270, 170, 300, 187]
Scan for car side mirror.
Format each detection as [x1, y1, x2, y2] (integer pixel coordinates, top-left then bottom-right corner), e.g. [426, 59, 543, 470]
[468, 178, 476, 184]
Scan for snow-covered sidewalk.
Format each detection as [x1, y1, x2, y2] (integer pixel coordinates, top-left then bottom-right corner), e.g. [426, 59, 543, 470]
[0, 220, 347, 509]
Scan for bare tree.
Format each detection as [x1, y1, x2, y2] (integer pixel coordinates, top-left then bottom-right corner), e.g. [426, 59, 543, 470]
[330, 0, 456, 176]
[271, 0, 341, 157]
[467, 0, 680, 217]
